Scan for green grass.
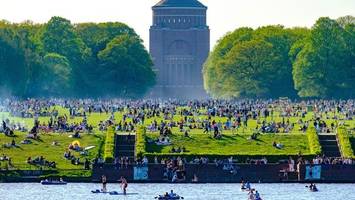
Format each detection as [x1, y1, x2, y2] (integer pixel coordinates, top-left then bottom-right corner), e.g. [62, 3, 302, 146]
[337, 127, 354, 158]
[145, 131, 310, 156]
[104, 126, 115, 163]
[0, 132, 103, 170]
[136, 126, 146, 158]
[307, 127, 322, 155]
[1, 105, 355, 169]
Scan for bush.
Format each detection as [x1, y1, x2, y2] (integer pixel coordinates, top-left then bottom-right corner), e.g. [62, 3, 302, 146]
[104, 126, 115, 163]
[307, 127, 322, 155]
[136, 126, 146, 158]
[337, 127, 354, 158]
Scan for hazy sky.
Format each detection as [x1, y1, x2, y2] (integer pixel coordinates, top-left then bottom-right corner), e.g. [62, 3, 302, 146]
[0, 0, 354, 49]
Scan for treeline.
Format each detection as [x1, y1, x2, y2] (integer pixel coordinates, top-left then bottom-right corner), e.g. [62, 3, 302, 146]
[203, 16, 355, 99]
[0, 16, 155, 98]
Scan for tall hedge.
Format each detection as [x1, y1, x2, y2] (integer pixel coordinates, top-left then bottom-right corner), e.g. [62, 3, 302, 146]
[104, 126, 115, 163]
[307, 127, 322, 155]
[337, 127, 354, 158]
[135, 126, 146, 158]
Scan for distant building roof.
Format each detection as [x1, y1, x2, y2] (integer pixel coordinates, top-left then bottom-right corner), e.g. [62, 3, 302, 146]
[153, 0, 206, 8]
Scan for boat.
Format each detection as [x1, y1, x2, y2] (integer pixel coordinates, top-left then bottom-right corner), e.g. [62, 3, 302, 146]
[155, 195, 184, 200]
[306, 184, 319, 192]
[40, 180, 67, 185]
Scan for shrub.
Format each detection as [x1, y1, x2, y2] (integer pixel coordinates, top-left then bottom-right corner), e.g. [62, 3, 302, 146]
[104, 126, 115, 163]
[337, 127, 354, 158]
[306, 127, 322, 155]
[135, 126, 146, 158]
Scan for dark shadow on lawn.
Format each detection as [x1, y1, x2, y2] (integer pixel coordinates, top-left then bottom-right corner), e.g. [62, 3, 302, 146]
[32, 138, 44, 142]
[146, 144, 165, 153]
[253, 138, 266, 143]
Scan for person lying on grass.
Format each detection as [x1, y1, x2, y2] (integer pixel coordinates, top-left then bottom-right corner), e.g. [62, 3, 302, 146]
[273, 141, 284, 149]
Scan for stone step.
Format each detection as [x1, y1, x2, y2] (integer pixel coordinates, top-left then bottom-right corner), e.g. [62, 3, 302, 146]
[318, 135, 336, 140]
[116, 152, 135, 157]
[322, 145, 340, 151]
[116, 145, 135, 151]
[115, 134, 136, 160]
[320, 140, 338, 145]
[116, 140, 135, 144]
[322, 151, 341, 157]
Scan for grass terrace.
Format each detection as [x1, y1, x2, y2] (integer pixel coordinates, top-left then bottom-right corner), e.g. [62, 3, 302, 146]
[0, 132, 103, 170]
[145, 131, 310, 154]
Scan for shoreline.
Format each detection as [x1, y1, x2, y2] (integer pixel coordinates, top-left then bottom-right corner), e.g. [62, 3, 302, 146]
[3, 163, 355, 184]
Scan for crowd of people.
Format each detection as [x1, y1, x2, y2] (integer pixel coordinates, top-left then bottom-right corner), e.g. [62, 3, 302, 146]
[0, 98, 354, 172]
[0, 99, 353, 137]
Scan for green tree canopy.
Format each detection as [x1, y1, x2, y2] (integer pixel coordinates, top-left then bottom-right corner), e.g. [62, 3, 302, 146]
[98, 34, 155, 97]
[204, 26, 308, 98]
[292, 17, 354, 98]
[39, 53, 71, 96]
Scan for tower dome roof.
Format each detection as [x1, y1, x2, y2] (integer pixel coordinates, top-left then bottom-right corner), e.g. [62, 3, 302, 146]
[153, 0, 206, 8]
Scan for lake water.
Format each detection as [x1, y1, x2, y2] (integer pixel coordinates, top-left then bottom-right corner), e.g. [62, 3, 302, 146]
[0, 183, 354, 200]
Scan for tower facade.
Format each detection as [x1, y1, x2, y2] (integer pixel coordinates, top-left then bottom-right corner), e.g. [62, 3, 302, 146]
[150, 0, 210, 98]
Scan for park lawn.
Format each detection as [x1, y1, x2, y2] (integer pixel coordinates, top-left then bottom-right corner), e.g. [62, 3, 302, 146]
[0, 132, 104, 170]
[2, 106, 354, 135]
[145, 131, 311, 156]
[1, 106, 354, 164]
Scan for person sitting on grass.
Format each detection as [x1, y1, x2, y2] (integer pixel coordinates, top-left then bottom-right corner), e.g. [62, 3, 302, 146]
[184, 129, 190, 138]
[11, 139, 16, 146]
[6, 128, 15, 137]
[84, 158, 91, 170]
[249, 132, 259, 140]
[72, 131, 81, 138]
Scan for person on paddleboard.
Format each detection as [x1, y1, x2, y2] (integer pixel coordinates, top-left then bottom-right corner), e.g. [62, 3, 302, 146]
[101, 175, 107, 192]
[119, 176, 128, 195]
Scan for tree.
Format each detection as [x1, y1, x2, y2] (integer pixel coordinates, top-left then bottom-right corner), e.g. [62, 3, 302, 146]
[292, 17, 352, 98]
[0, 17, 157, 98]
[203, 27, 253, 97]
[98, 34, 155, 97]
[0, 21, 27, 96]
[203, 26, 307, 98]
[39, 53, 71, 96]
[40, 16, 91, 96]
[75, 22, 137, 96]
[253, 26, 308, 97]
[76, 22, 135, 56]
[219, 39, 278, 98]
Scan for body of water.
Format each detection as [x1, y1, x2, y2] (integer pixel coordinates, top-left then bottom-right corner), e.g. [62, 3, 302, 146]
[0, 183, 354, 200]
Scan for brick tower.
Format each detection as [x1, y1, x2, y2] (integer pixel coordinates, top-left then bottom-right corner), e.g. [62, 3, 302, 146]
[150, 0, 210, 98]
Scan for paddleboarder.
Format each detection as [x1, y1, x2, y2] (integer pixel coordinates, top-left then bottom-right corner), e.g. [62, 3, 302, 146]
[119, 176, 128, 195]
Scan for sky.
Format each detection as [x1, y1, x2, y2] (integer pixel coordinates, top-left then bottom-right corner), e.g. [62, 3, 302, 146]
[0, 0, 354, 49]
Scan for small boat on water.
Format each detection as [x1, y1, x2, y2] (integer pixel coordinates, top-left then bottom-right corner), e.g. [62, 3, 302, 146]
[40, 180, 67, 185]
[155, 196, 183, 200]
[306, 184, 318, 192]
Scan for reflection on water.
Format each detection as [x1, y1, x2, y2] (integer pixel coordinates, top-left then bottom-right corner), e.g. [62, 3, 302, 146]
[0, 183, 354, 200]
